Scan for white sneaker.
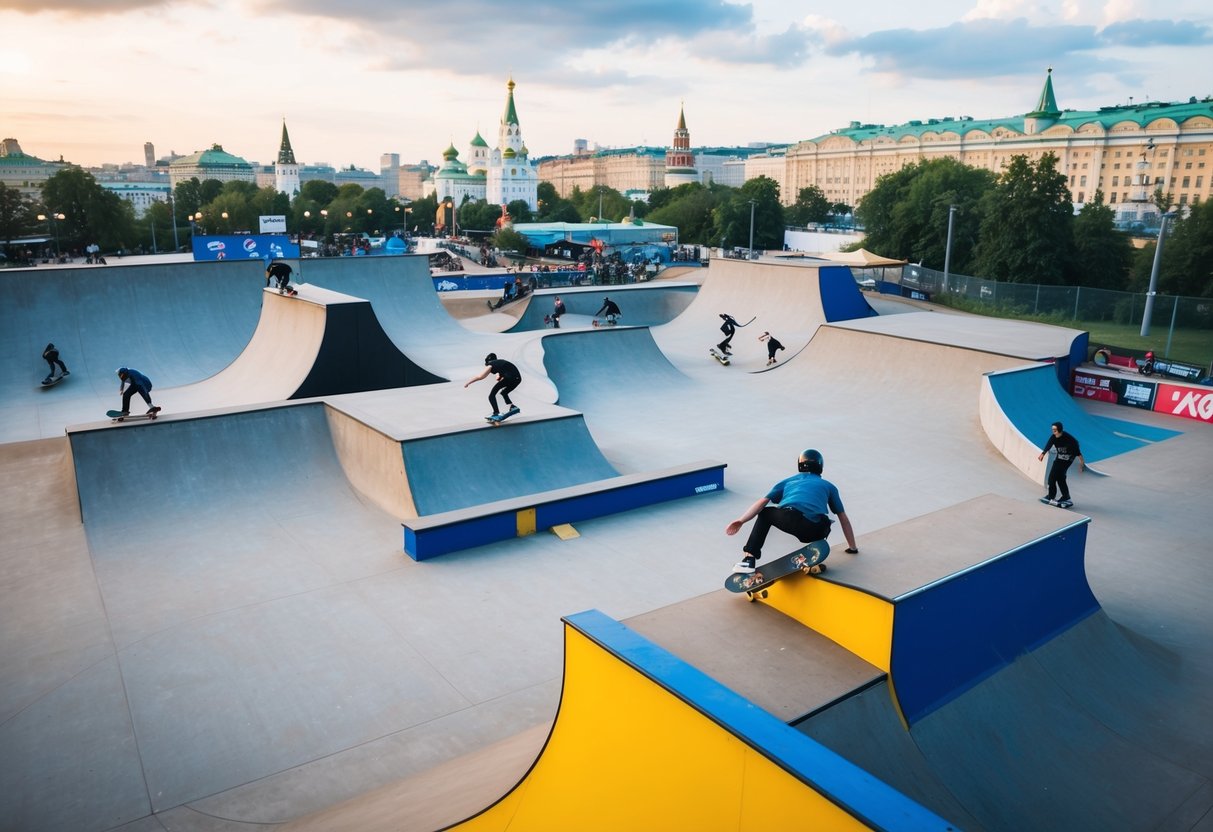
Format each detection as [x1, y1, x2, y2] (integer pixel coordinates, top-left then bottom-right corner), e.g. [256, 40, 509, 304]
[732, 556, 757, 574]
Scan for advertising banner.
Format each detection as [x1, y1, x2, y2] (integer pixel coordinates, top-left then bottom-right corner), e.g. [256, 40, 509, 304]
[1071, 371, 1157, 410]
[1153, 383, 1213, 423]
[259, 215, 287, 234]
[191, 235, 299, 262]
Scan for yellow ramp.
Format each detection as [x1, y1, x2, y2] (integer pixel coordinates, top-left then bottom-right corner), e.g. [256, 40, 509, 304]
[450, 610, 956, 832]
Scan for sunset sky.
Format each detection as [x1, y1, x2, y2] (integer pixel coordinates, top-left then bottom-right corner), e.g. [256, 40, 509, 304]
[2, 0, 1210, 170]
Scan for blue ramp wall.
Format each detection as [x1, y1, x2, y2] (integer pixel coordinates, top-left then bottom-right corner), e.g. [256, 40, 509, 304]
[819, 266, 877, 322]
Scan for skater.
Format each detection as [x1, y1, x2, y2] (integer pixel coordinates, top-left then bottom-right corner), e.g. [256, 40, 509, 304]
[1037, 421, 1084, 507]
[551, 296, 566, 328]
[116, 367, 160, 417]
[41, 342, 70, 383]
[717, 313, 749, 355]
[465, 352, 522, 421]
[759, 332, 785, 366]
[594, 296, 621, 325]
[725, 448, 858, 574]
[265, 259, 296, 295]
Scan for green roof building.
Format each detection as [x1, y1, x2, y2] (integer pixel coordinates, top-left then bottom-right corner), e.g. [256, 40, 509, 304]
[169, 143, 255, 188]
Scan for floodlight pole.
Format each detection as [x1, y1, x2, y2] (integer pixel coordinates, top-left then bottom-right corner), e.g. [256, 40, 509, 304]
[1140, 212, 1173, 337]
[942, 204, 956, 288]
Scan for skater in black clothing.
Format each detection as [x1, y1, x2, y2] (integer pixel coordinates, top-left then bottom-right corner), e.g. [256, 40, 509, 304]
[595, 297, 621, 325]
[265, 260, 296, 295]
[551, 296, 566, 328]
[465, 352, 522, 420]
[717, 313, 750, 354]
[759, 332, 784, 366]
[41, 342, 70, 384]
[1037, 421, 1084, 507]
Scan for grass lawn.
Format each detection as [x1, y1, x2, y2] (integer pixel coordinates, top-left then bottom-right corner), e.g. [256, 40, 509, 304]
[930, 296, 1213, 369]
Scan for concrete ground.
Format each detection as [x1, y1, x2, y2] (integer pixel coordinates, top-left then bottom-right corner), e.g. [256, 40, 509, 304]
[0, 256, 1210, 831]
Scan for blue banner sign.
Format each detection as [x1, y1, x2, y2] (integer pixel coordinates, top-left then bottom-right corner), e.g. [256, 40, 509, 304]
[191, 235, 300, 262]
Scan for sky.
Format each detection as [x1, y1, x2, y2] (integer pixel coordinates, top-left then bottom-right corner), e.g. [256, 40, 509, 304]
[2, 0, 1211, 171]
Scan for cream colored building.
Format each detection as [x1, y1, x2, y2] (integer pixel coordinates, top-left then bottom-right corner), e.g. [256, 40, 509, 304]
[0, 138, 65, 197]
[537, 148, 667, 199]
[784, 70, 1213, 221]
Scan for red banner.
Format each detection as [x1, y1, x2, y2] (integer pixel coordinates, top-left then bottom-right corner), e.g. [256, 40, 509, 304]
[1154, 383, 1213, 423]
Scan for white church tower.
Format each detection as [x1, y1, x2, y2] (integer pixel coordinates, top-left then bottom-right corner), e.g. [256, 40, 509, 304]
[274, 120, 300, 197]
[486, 78, 538, 211]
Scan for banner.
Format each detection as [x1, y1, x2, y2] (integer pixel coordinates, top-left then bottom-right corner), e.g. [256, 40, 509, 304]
[259, 215, 287, 234]
[191, 235, 300, 262]
[1154, 383, 1213, 423]
[1071, 371, 1156, 410]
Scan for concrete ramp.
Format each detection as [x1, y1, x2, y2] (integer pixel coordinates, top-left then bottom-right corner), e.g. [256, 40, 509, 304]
[801, 611, 1213, 832]
[158, 285, 443, 413]
[0, 260, 265, 441]
[980, 363, 1180, 483]
[652, 258, 875, 371]
[505, 283, 698, 332]
[541, 326, 693, 406]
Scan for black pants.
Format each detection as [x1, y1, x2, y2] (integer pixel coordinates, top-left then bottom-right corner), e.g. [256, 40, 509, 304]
[122, 385, 153, 412]
[45, 356, 67, 374]
[744, 507, 831, 560]
[718, 328, 735, 352]
[1047, 459, 1074, 501]
[489, 377, 520, 413]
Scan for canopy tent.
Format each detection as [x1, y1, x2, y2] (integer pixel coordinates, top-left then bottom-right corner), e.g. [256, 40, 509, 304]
[825, 248, 907, 267]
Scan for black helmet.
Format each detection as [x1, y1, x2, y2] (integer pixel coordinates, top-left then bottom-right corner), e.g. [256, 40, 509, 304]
[798, 449, 823, 474]
[484, 353, 497, 364]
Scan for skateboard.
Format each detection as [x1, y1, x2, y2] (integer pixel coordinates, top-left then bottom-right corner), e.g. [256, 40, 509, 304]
[107, 407, 161, 423]
[592, 318, 618, 328]
[725, 540, 831, 599]
[278, 287, 298, 297]
[709, 348, 731, 366]
[40, 375, 68, 388]
[1039, 497, 1074, 509]
[485, 407, 520, 427]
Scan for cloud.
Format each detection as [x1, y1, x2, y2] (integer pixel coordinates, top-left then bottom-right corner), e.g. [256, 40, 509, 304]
[824, 18, 1101, 79]
[1099, 18, 1213, 47]
[0, 0, 189, 14]
[687, 23, 814, 68]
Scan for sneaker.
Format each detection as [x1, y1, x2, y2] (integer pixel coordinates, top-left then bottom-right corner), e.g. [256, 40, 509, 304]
[42, 376, 53, 384]
[506, 405, 520, 416]
[61, 369, 70, 376]
[1039, 497, 1057, 506]
[146, 406, 161, 415]
[732, 556, 757, 574]
[119, 411, 130, 417]
[1057, 499, 1073, 508]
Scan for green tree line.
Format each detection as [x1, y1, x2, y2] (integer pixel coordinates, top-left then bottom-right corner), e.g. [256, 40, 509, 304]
[855, 153, 1212, 298]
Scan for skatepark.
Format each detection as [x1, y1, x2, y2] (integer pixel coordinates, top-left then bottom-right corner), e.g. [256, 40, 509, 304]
[1, 254, 1211, 831]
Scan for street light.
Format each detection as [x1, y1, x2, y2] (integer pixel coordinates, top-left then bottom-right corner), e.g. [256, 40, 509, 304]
[1141, 211, 1175, 337]
[37, 212, 65, 259]
[747, 199, 757, 259]
[943, 204, 957, 288]
[167, 190, 180, 251]
[221, 211, 229, 233]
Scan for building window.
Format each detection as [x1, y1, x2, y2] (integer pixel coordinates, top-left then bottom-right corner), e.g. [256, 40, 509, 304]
[1077, 192, 1085, 202]
[1112, 176, 1119, 186]
[1182, 177, 1190, 188]
[1197, 177, 1204, 188]
[1080, 176, 1087, 187]
[1110, 192, 1117, 203]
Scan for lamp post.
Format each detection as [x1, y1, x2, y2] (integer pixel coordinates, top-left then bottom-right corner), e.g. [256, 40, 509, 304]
[37, 212, 65, 260]
[220, 211, 229, 233]
[1140, 211, 1175, 337]
[942, 204, 957, 288]
[167, 190, 180, 251]
[747, 199, 757, 259]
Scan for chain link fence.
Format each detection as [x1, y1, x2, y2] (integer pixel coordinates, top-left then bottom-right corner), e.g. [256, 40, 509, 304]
[899, 265, 1213, 332]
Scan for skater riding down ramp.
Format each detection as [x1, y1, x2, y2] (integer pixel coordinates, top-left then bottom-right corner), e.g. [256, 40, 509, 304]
[653, 259, 875, 371]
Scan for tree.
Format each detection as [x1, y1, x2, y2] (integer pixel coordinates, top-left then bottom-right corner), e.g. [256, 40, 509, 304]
[492, 227, 529, 255]
[1071, 191, 1132, 290]
[506, 199, 532, 224]
[648, 182, 731, 245]
[786, 185, 830, 227]
[300, 180, 339, 206]
[452, 199, 499, 233]
[41, 166, 135, 253]
[1155, 199, 1213, 298]
[856, 158, 995, 270]
[972, 152, 1073, 284]
[0, 182, 38, 248]
[712, 176, 783, 251]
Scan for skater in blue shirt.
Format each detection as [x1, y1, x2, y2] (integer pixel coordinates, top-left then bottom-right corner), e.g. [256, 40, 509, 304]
[116, 367, 160, 417]
[725, 448, 857, 574]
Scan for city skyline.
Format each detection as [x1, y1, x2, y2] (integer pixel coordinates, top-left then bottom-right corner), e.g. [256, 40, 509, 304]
[2, 0, 1211, 170]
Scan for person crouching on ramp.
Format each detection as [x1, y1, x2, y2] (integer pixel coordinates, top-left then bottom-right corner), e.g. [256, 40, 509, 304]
[116, 367, 159, 417]
[465, 353, 522, 421]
